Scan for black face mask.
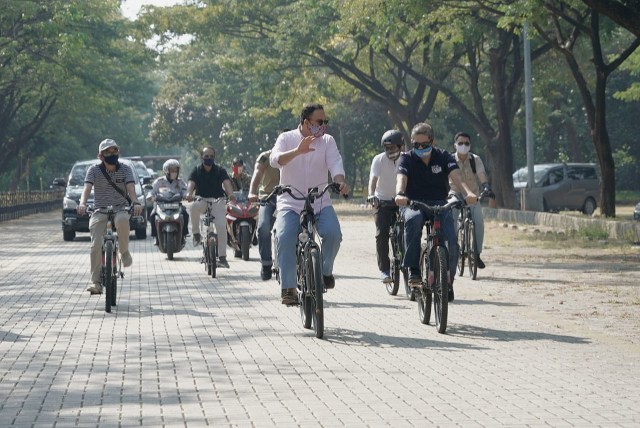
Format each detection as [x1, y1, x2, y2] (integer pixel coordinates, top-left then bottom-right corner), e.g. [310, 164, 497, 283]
[104, 154, 119, 165]
[203, 158, 214, 166]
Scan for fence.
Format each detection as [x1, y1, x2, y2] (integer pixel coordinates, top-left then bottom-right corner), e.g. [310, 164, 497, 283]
[0, 190, 64, 222]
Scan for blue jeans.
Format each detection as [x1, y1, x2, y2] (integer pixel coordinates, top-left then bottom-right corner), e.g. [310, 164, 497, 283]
[402, 201, 458, 280]
[274, 206, 342, 290]
[257, 196, 277, 266]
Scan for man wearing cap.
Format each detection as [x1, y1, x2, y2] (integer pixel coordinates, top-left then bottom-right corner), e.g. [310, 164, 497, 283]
[77, 139, 143, 295]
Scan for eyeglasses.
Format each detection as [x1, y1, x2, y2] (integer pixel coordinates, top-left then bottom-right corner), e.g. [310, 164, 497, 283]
[411, 140, 432, 149]
[456, 141, 470, 146]
[309, 119, 329, 125]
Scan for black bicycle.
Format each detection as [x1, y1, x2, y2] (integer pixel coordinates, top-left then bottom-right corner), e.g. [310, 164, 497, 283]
[279, 182, 343, 339]
[410, 196, 461, 333]
[457, 191, 492, 280]
[197, 197, 225, 278]
[371, 198, 409, 297]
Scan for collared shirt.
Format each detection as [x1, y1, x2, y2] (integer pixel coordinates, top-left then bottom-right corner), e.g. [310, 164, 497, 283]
[85, 162, 135, 208]
[256, 150, 280, 198]
[449, 152, 485, 196]
[369, 152, 399, 200]
[148, 176, 188, 199]
[270, 128, 345, 213]
[187, 164, 230, 198]
[397, 148, 459, 202]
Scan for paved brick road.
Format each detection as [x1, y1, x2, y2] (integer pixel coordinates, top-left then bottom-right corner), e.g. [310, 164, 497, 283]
[0, 212, 638, 427]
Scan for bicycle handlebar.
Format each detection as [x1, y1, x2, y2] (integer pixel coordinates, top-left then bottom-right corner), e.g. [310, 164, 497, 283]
[87, 205, 135, 216]
[409, 196, 462, 214]
[258, 182, 344, 205]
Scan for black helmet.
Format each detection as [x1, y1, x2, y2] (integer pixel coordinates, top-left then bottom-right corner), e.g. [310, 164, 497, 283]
[381, 130, 403, 147]
[232, 157, 244, 166]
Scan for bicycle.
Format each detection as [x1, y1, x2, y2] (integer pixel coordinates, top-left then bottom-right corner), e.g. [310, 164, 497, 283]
[371, 198, 409, 298]
[258, 187, 281, 283]
[278, 182, 343, 339]
[197, 197, 226, 278]
[89, 205, 140, 313]
[409, 195, 461, 333]
[456, 191, 492, 280]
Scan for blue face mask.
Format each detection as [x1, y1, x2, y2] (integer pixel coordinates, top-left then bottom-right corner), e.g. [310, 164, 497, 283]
[104, 154, 119, 165]
[413, 145, 432, 158]
[203, 158, 214, 166]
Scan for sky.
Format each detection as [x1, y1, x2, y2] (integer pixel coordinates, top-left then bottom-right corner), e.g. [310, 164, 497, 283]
[120, 0, 182, 20]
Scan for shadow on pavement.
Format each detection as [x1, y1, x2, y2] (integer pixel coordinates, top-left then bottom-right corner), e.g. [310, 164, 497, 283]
[323, 328, 489, 350]
[446, 324, 590, 344]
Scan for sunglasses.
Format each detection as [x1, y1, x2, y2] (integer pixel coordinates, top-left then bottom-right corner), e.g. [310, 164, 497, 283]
[411, 140, 432, 149]
[202, 155, 214, 159]
[309, 119, 329, 125]
[456, 141, 471, 146]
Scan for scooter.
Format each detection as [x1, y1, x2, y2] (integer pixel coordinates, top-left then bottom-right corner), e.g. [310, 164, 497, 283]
[154, 189, 186, 260]
[226, 191, 259, 261]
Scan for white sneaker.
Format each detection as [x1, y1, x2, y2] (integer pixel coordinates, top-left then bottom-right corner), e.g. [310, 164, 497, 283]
[87, 283, 102, 295]
[121, 251, 133, 267]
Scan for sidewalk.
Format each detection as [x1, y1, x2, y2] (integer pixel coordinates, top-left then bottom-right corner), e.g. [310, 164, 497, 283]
[0, 213, 638, 427]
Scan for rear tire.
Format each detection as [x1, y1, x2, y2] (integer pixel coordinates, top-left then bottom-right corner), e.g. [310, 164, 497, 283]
[135, 226, 146, 239]
[63, 230, 76, 241]
[387, 234, 400, 296]
[457, 221, 466, 277]
[104, 241, 114, 313]
[433, 246, 449, 334]
[583, 197, 597, 215]
[468, 221, 478, 280]
[240, 225, 250, 261]
[309, 247, 324, 339]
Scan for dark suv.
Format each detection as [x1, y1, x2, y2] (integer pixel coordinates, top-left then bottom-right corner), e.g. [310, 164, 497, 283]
[57, 159, 149, 241]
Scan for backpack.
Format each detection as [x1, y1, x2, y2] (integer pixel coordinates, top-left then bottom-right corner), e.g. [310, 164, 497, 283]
[469, 153, 476, 174]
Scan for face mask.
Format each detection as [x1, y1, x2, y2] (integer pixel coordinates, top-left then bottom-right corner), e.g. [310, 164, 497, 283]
[169, 172, 178, 180]
[103, 154, 119, 165]
[413, 146, 432, 158]
[308, 123, 327, 138]
[456, 144, 471, 155]
[385, 147, 401, 160]
[232, 165, 239, 175]
[203, 158, 214, 166]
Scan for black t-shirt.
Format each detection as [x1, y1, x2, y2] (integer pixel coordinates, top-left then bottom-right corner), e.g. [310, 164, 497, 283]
[187, 164, 230, 198]
[397, 148, 459, 201]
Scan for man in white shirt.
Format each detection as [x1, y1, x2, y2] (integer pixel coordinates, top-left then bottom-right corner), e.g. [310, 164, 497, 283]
[367, 130, 404, 283]
[270, 104, 350, 305]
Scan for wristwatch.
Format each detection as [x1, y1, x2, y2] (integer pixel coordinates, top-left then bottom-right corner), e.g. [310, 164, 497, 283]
[397, 191, 406, 197]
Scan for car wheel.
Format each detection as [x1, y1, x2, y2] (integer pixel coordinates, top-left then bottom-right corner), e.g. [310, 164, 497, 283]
[63, 230, 76, 241]
[582, 197, 597, 215]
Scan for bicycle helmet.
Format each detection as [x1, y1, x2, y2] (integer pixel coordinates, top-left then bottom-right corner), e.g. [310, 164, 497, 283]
[163, 158, 180, 177]
[381, 130, 403, 147]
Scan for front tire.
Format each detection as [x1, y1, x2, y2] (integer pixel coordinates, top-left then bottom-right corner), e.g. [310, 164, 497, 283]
[135, 226, 146, 239]
[240, 225, 250, 261]
[63, 230, 76, 241]
[298, 249, 312, 329]
[209, 235, 217, 278]
[583, 197, 597, 215]
[433, 246, 449, 334]
[166, 231, 174, 260]
[418, 246, 432, 325]
[104, 241, 114, 313]
[309, 247, 324, 339]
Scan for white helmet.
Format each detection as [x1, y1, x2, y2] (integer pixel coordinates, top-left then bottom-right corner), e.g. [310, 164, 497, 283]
[163, 158, 180, 176]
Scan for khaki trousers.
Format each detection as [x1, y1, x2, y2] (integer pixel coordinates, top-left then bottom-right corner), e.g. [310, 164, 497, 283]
[89, 211, 130, 284]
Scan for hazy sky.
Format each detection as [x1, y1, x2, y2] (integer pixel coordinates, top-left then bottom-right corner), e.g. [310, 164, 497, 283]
[120, 0, 181, 20]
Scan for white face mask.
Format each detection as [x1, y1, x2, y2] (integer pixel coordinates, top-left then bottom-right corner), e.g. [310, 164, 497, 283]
[456, 144, 470, 155]
[169, 172, 178, 180]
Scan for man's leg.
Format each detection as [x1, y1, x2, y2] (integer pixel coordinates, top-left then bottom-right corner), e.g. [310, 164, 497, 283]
[374, 206, 394, 277]
[441, 209, 458, 281]
[257, 200, 276, 266]
[114, 211, 132, 266]
[212, 200, 228, 258]
[190, 199, 207, 237]
[316, 206, 342, 279]
[181, 206, 189, 236]
[274, 210, 299, 291]
[470, 204, 485, 268]
[88, 213, 108, 285]
[402, 207, 424, 273]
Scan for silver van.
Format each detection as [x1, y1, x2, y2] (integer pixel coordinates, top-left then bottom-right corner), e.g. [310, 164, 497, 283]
[513, 163, 600, 215]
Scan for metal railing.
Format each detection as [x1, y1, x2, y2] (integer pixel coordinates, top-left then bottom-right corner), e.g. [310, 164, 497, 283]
[0, 190, 64, 222]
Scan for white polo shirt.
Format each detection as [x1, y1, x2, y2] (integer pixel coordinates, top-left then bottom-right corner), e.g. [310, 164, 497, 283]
[369, 152, 398, 200]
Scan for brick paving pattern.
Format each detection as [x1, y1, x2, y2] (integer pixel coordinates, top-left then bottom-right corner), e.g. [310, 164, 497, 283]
[0, 212, 638, 427]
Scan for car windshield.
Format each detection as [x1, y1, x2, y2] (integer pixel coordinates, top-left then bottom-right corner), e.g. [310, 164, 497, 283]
[133, 161, 149, 178]
[68, 163, 95, 186]
[513, 165, 553, 185]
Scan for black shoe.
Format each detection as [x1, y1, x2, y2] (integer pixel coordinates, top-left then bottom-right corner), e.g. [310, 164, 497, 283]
[477, 255, 486, 269]
[218, 256, 229, 268]
[281, 288, 298, 305]
[408, 268, 421, 287]
[261, 265, 273, 281]
[448, 285, 455, 302]
[323, 275, 335, 289]
[193, 233, 202, 246]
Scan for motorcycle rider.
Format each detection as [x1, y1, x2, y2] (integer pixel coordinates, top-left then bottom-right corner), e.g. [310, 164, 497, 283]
[147, 159, 189, 246]
[230, 158, 251, 193]
[367, 129, 404, 284]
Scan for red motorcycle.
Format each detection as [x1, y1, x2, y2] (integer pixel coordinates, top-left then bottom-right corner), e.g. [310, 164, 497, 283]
[226, 191, 259, 260]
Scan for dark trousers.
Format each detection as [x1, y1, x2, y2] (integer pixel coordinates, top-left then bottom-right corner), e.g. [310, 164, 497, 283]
[374, 205, 398, 273]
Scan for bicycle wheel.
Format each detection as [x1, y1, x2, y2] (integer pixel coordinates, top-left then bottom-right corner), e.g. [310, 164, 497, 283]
[468, 221, 478, 280]
[104, 240, 114, 313]
[387, 233, 400, 296]
[209, 235, 217, 278]
[433, 246, 449, 333]
[418, 245, 432, 325]
[457, 221, 466, 277]
[309, 247, 324, 339]
[397, 225, 415, 301]
[298, 249, 312, 329]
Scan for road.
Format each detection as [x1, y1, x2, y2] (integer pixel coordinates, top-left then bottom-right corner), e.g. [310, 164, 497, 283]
[0, 211, 638, 427]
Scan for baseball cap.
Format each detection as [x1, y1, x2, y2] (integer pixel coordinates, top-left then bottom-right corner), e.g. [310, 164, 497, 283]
[98, 139, 118, 153]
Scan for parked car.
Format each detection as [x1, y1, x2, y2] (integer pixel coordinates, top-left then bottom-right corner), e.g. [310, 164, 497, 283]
[58, 159, 149, 241]
[634, 202, 640, 221]
[513, 163, 600, 215]
[125, 158, 154, 219]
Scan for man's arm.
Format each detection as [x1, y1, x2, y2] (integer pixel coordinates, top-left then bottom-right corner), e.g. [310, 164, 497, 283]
[76, 183, 93, 215]
[368, 175, 378, 197]
[126, 182, 143, 215]
[186, 180, 196, 202]
[450, 169, 477, 205]
[248, 162, 266, 202]
[394, 174, 409, 207]
[331, 174, 350, 196]
[274, 135, 315, 166]
[222, 179, 237, 202]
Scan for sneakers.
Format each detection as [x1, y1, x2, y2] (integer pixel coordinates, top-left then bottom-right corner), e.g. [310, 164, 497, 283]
[86, 283, 102, 295]
[381, 270, 392, 284]
[448, 285, 455, 302]
[261, 264, 273, 281]
[153, 237, 159, 246]
[323, 275, 335, 289]
[281, 288, 298, 305]
[193, 233, 202, 246]
[408, 268, 421, 287]
[477, 255, 486, 269]
[217, 256, 229, 268]
[121, 251, 133, 268]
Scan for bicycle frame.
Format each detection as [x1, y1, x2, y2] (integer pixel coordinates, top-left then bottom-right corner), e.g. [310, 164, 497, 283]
[198, 197, 225, 278]
[375, 198, 408, 297]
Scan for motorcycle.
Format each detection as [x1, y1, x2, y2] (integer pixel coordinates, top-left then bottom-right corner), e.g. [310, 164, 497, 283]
[226, 191, 259, 261]
[154, 189, 186, 260]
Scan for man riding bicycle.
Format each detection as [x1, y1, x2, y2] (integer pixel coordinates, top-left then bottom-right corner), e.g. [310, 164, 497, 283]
[77, 139, 143, 295]
[367, 129, 404, 284]
[394, 123, 476, 302]
[269, 104, 350, 305]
